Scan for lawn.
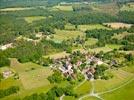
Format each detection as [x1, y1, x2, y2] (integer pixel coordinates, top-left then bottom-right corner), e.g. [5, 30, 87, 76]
[94, 69, 134, 93]
[74, 81, 92, 96]
[24, 16, 46, 23]
[78, 24, 110, 32]
[52, 5, 73, 11]
[101, 79, 134, 100]
[51, 29, 85, 42]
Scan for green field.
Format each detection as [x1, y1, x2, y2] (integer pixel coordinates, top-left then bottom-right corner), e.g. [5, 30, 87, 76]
[65, 23, 76, 30]
[0, 7, 34, 12]
[78, 24, 110, 32]
[52, 5, 73, 11]
[101, 79, 134, 100]
[24, 16, 46, 23]
[83, 96, 99, 100]
[1, 59, 53, 100]
[51, 29, 85, 42]
[94, 69, 134, 93]
[85, 38, 98, 46]
[120, 3, 134, 11]
[74, 81, 92, 96]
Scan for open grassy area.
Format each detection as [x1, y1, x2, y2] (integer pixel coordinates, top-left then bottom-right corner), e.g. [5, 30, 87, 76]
[85, 38, 98, 46]
[0, 7, 34, 12]
[94, 69, 134, 93]
[122, 64, 134, 74]
[78, 24, 110, 32]
[44, 51, 70, 59]
[52, 29, 85, 42]
[103, 22, 132, 29]
[1, 59, 53, 100]
[120, 3, 134, 11]
[52, 5, 73, 11]
[24, 16, 46, 23]
[65, 23, 76, 30]
[19, 67, 52, 89]
[112, 32, 134, 40]
[83, 96, 99, 100]
[101, 79, 134, 100]
[63, 96, 76, 100]
[74, 81, 92, 96]
[105, 44, 122, 50]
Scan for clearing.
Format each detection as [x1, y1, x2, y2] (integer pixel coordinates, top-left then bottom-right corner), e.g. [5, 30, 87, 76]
[103, 22, 132, 29]
[78, 24, 110, 32]
[0, 7, 34, 12]
[51, 29, 85, 42]
[24, 16, 46, 23]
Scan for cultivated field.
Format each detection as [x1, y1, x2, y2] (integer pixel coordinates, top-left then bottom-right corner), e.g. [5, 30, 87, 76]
[24, 16, 46, 23]
[78, 24, 110, 32]
[120, 3, 134, 11]
[74, 81, 92, 96]
[101, 79, 134, 100]
[0, 7, 34, 12]
[94, 69, 134, 92]
[51, 29, 85, 42]
[52, 5, 73, 11]
[1, 59, 53, 100]
[103, 22, 132, 29]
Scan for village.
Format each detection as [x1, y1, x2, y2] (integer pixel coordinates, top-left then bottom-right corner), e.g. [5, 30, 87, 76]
[51, 51, 108, 81]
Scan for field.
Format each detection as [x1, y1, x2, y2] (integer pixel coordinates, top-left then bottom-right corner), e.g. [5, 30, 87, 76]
[1, 59, 53, 100]
[103, 22, 132, 29]
[112, 32, 133, 40]
[120, 3, 134, 11]
[78, 68, 134, 100]
[52, 5, 73, 11]
[24, 16, 46, 23]
[78, 24, 110, 32]
[74, 81, 92, 96]
[101, 79, 134, 100]
[85, 38, 98, 46]
[51, 29, 85, 42]
[94, 69, 134, 92]
[0, 7, 34, 12]
[44, 52, 70, 59]
[65, 23, 76, 30]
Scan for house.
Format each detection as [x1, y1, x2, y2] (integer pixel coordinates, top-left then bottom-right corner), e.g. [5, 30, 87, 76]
[2, 70, 12, 79]
[0, 43, 13, 50]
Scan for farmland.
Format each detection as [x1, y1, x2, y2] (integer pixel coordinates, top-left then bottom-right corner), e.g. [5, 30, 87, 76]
[24, 16, 46, 23]
[0, 0, 134, 100]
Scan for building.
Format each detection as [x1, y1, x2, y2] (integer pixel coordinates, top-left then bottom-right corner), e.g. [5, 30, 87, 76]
[2, 70, 12, 79]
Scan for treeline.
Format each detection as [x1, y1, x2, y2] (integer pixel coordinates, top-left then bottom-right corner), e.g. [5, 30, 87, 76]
[85, 29, 126, 46]
[118, 11, 134, 24]
[68, 12, 117, 25]
[22, 85, 76, 100]
[0, 86, 20, 98]
[0, 39, 70, 67]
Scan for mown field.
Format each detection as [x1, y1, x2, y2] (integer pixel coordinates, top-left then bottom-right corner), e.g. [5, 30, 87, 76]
[51, 29, 85, 42]
[1, 59, 53, 100]
[24, 16, 46, 23]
